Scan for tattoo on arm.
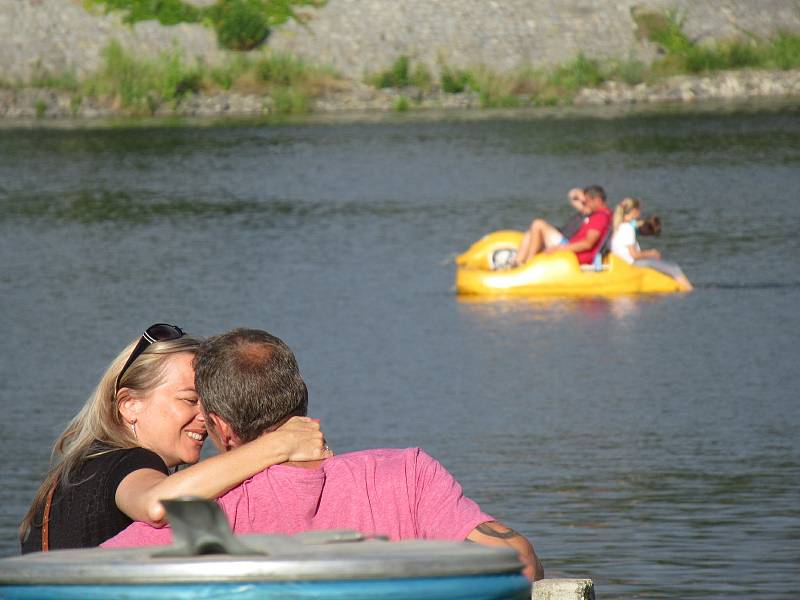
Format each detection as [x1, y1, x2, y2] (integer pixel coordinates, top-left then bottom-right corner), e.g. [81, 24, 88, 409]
[476, 522, 521, 540]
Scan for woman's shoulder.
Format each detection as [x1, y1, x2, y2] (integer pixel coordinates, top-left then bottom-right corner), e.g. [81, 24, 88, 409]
[613, 221, 635, 238]
[84, 443, 168, 474]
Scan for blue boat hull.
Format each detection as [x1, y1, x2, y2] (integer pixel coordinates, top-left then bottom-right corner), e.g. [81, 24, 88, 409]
[0, 574, 530, 600]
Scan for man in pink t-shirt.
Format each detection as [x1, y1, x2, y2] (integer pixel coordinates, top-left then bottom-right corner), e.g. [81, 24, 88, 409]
[514, 184, 612, 266]
[102, 328, 543, 581]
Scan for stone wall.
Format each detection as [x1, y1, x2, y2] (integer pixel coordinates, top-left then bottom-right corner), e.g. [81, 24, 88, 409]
[0, 0, 223, 84]
[1, 0, 799, 84]
[268, 0, 800, 78]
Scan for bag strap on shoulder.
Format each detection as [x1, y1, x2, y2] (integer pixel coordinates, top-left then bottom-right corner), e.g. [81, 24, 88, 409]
[41, 483, 57, 552]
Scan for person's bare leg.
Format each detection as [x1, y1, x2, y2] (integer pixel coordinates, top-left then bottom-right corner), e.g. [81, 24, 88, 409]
[516, 220, 545, 265]
[517, 219, 561, 265]
[515, 231, 532, 267]
[515, 223, 542, 266]
[527, 220, 548, 257]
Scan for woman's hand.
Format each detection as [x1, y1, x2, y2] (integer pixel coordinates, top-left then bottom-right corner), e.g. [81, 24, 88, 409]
[268, 416, 333, 462]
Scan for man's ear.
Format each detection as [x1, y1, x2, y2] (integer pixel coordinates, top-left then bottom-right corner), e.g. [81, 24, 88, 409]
[116, 388, 141, 425]
[207, 413, 237, 451]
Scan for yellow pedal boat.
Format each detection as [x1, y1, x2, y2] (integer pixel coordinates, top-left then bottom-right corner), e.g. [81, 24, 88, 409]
[455, 230, 690, 297]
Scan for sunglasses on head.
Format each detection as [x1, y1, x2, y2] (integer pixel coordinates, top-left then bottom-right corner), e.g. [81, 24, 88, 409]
[115, 323, 185, 394]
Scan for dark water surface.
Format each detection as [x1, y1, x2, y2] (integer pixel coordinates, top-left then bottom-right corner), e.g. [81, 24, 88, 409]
[1, 106, 799, 598]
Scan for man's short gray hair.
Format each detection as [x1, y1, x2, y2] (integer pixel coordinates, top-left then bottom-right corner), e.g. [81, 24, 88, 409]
[194, 328, 308, 442]
[583, 184, 607, 202]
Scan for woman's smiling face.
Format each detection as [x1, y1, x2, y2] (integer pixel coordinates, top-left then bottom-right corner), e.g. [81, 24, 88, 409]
[128, 352, 207, 467]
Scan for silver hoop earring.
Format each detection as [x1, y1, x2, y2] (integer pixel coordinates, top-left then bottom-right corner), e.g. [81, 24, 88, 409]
[129, 420, 137, 439]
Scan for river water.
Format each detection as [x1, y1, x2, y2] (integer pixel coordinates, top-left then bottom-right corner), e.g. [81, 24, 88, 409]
[1, 103, 798, 598]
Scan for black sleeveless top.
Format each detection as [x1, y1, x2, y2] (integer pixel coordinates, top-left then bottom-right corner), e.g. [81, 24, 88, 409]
[21, 443, 168, 553]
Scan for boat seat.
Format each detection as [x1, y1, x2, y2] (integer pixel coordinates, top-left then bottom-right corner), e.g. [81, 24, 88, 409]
[580, 259, 610, 272]
[579, 225, 613, 272]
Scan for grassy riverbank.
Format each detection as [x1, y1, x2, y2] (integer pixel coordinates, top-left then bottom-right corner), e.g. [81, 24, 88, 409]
[19, 41, 340, 116]
[3, 7, 800, 118]
[369, 9, 800, 109]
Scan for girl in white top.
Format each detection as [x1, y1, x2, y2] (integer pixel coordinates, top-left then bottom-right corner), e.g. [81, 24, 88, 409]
[610, 198, 693, 291]
[610, 198, 661, 263]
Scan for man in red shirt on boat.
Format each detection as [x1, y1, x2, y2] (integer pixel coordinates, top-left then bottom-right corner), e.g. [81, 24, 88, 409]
[513, 184, 612, 267]
[103, 328, 544, 581]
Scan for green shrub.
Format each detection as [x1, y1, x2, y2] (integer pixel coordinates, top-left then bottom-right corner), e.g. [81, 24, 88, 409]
[208, 0, 270, 51]
[94, 41, 155, 107]
[393, 95, 410, 111]
[460, 68, 523, 108]
[251, 0, 324, 27]
[440, 67, 471, 93]
[35, 99, 47, 118]
[70, 94, 83, 115]
[389, 56, 410, 87]
[682, 45, 724, 73]
[549, 54, 605, 92]
[452, 59, 609, 107]
[369, 56, 433, 89]
[271, 86, 309, 114]
[409, 63, 433, 89]
[88, 0, 201, 25]
[210, 66, 235, 90]
[764, 31, 800, 69]
[82, 40, 336, 113]
[256, 52, 309, 85]
[636, 8, 693, 55]
[635, 8, 800, 75]
[210, 54, 251, 89]
[607, 58, 646, 85]
[162, 51, 202, 99]
[208, 0, 326, 50]
[85, 41, 204, 112]
[88, 0, 326, 50]
[682, 39, 762, 73]
[30, 70, 80, 92]
[373, 55, 410, 88]
[479, 90, 521, 108]
[722, 40, 763, 69]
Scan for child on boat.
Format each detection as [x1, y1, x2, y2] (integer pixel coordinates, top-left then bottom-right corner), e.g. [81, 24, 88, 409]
[610, 198, 693, 291]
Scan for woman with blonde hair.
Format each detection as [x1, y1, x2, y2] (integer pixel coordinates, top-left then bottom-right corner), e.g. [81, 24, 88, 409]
[611, 197, 662, 263]
[20, 323, 329, 553]
[611, 198, 693, 291]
